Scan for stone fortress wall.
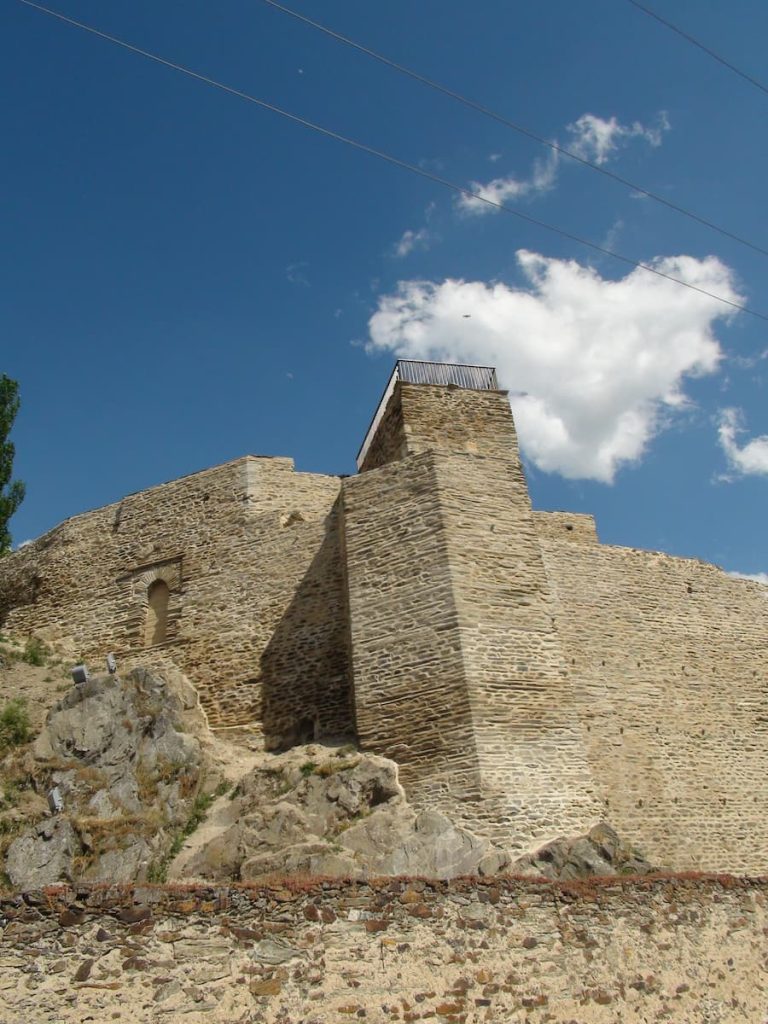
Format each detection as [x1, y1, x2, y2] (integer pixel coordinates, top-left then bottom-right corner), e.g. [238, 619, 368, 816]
[0, 457, 352, 742]
[539, 531, 768, 873]
[1, 365, 766, 872]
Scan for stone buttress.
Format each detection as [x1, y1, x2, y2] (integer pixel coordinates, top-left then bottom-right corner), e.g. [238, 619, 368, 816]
[341, 368, 602, 849]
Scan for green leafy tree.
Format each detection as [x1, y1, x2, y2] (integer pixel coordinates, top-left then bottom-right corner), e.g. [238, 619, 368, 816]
[0, 376, 25, 556]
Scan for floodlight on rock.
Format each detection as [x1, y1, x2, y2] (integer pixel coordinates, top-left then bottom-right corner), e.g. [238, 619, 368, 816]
[47, 787, 64, 815]
[71, 664, 88, 685]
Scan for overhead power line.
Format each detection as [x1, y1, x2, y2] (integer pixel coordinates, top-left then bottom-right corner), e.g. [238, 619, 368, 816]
[259, 0, 768, 259]
[627, 0, 768, 97]
[13, 0, 768, 322]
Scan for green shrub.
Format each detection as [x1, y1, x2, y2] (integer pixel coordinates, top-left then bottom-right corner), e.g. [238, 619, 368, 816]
[300, 761, 318, 778]
[184, 790, 217, 834]
[146, 860, 168, 884]
[145, 781, 229, 885]
[0, 699, 31, 752]
[21, 637, 48, 666]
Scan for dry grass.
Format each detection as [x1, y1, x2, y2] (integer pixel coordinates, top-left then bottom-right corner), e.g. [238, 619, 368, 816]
[315, 757, 360, 778]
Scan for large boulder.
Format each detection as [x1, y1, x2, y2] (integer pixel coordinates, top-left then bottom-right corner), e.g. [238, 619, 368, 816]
[178, 744, 509, 882]
[5, 817, 80, 890]
[512, 822, 655, 879]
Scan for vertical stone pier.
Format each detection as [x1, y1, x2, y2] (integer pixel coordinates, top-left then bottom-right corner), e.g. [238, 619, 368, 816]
[342, 365, 601, 850]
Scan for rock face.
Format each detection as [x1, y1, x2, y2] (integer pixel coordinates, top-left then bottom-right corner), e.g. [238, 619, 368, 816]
[175, 743, 509, 882]
[5, 667, 205, 890]
[5, 817, 80, 891]
[512, 823, 655, 880]
[2, 663, 655, 890]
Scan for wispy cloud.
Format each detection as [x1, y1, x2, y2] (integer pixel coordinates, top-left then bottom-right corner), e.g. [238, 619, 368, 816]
[566, 111, 670, 165]
[368, 250, 740, 482]
[718, 408, 768, 476]
[457, 150, 558, 214]
[286, 261, 310, 287]
[731, 347, 768, 370]
[727, 570, 768, 585]
[457, 111, 669, 216]
[599, 218, 624, 252]
[393, 227, 431, 258]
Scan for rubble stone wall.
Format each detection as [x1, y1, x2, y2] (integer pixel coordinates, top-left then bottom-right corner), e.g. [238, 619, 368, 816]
[435, 451, 601, 849]
[0, 876, 765, 1023]
[1, 378, 767, 871]
[342, 452, 484, 804]
[0, 457, 352, 736]
[533, 510, 598, 544]
[540, 536, 768, 874]
[346, 385, 601, 849]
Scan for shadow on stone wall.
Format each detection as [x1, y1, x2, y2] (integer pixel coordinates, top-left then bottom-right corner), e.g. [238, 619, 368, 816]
[259, 501, 354, 750]
[0, 545, 43, 629]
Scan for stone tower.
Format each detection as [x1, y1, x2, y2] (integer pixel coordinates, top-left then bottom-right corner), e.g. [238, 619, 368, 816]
[341, 361, 601, 849]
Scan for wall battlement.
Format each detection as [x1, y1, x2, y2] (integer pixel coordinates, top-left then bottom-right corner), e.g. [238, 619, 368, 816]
[1, 364, 766, 872]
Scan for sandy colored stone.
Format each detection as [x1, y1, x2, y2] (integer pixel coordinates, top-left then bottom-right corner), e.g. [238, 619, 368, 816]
[0, 371, 766, 876]
[0, 877, 763, 1023]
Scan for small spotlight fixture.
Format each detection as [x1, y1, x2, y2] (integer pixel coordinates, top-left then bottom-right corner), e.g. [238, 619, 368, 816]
[71, 664, 88, 685]
[47, 787, 64, 815]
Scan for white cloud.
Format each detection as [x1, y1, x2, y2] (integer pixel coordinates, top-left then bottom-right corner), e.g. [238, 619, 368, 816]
[727, 570, 768, 585]
[458, 111, 669, 216]
[367, 250, 741, 482]
[732, 347, 768, 370]
[566, 111, 669, 165]
[718, 408, 768, 476]
[600, 218, 624, 251]
[458, 151, 558, 214]
[393, 227, 431, 258]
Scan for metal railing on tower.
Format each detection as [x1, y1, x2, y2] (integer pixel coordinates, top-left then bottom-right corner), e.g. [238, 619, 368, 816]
[356, 360, 499, 469]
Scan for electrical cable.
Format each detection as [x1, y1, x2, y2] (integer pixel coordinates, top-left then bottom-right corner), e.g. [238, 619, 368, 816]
[627, 0, 768, 97]
[259, 0, 768, 259]
[13, 0, 768, 322]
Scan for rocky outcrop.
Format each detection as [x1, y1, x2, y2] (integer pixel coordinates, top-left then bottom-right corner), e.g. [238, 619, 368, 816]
[5, 817, 80, 891]
[512, 822, 655, 880]
[4, 667, 206, 890]
[174, 743, 510, 882]
[2, 664, 655, 890]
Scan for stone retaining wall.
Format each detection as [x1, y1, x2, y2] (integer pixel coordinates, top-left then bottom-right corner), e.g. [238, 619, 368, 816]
[0, 876, 765, 1023]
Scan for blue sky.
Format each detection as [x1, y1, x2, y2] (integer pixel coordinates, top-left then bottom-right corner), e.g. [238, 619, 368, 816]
[2, 0, 767, 579]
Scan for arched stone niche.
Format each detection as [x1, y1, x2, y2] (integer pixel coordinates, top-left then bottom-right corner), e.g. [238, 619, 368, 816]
[124, 558, 182, 649]
[145, 578, 170, 646]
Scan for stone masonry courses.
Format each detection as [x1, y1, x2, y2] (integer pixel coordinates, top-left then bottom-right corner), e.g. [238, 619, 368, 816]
[0, 360, 766, 872]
